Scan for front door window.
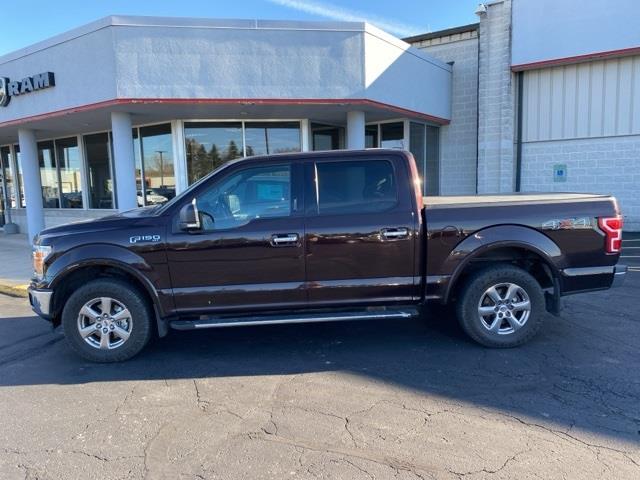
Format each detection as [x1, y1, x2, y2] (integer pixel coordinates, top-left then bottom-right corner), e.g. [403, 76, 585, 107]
[195, 164, 291, 231]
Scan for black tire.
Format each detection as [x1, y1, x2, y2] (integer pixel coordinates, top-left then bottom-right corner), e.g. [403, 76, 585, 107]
[61, 279, 153, 362]
[455, 264, 545, 348]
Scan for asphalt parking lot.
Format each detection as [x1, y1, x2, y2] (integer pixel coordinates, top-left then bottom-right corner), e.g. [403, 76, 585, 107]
[0, 274, 638, 479]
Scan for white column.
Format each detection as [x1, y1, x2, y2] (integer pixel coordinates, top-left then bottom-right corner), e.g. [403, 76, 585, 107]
[171, 120, 188, 194]
[300, 119, 311, 152]
[18, 128, 44, 242]
[110, 112, 137, 211]
[346, 111, 366, 150]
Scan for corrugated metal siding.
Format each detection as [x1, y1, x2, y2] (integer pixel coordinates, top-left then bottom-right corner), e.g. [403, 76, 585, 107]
[522, 56, 640, 141]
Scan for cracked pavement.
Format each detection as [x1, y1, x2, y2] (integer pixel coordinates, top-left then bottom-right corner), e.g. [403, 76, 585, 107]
[0, 273, 638, 479]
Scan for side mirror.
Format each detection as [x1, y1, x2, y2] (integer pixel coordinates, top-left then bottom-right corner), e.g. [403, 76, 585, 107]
[178, 199, 201, 231]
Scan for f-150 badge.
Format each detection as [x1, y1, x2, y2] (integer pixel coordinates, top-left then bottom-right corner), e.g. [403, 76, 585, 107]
[542, 217, 591, 230]
[130, 235, 161, 244]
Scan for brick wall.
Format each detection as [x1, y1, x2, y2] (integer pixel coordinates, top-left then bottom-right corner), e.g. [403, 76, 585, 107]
[521, 137, 640, 230]
[477, 0, 516, 193]
[412, 30, 479, 194]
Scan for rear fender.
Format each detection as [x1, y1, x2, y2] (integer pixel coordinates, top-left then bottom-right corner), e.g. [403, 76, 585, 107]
[443, 225, 564, 303]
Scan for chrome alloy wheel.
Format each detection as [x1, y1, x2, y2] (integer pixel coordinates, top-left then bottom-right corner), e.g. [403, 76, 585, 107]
[77, 297, 133, 350]
[477, 282, 531, 335]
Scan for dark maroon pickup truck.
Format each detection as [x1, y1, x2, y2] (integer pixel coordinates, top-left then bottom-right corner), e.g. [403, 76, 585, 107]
[28, 149, 627, 362]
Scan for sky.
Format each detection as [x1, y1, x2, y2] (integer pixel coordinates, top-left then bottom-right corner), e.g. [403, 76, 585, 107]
[0, 0, 479, 56]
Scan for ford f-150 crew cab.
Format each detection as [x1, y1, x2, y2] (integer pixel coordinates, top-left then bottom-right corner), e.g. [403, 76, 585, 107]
[28, 149, 627, 362]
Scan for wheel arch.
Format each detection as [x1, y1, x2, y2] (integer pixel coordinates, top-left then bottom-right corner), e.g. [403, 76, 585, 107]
[49, 257, 169, 337]
[442, 225, 563, 304]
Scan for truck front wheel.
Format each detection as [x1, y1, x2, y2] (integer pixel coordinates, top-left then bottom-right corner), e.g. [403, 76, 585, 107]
[456, 265, 545, 348]
[61, 279, 153, 362]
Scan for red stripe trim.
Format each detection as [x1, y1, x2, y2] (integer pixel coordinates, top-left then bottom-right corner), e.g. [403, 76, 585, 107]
[511, 46, 640, 71]
[0, 98, 450, 129]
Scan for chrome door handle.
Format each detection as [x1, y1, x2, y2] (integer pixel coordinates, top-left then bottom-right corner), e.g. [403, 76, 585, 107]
[270, 233, 299, 247]
[381, 228, 409, 240]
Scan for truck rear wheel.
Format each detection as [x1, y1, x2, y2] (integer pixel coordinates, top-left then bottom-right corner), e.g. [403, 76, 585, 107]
[61, 279, 153, 362]
[456, 265, 545, 348]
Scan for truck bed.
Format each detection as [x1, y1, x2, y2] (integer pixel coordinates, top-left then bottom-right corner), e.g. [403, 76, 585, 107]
[424, 192, 611, 209]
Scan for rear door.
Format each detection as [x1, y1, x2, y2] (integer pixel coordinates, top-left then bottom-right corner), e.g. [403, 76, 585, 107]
[304, 154, 419, 306]
[165, 159, 306, 314]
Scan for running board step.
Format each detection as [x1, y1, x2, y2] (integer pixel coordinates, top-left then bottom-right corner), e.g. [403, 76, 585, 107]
[170, 308, 419, 330]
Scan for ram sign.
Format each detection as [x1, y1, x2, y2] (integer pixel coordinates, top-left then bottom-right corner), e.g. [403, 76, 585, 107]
[0, 72, 55, 107]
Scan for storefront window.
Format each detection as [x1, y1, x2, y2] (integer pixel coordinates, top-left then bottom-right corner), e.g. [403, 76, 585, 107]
[185, 122, 243, 184]
[410, 122, 426, 191]
[56, 137, 83, 208]
[139, 124, 175, 204]
[14, 146, 25, 207]
[425, 125, 440, 195]
[312, 124, 343, 150]
[380, 122, 405, 149]
[244, 122, 300, 157]
[134, 129, 143, 194]
[1, 146, 14, 214]
[84, 133, 114, 209]
[38, 141, 60, 208]
[409, 122, 439, 195]
[365, 125, 378, 148]
[184, 121, 302, 185]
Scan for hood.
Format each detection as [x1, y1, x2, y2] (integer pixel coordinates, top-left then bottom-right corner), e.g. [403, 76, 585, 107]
[36, 206, 161, 240]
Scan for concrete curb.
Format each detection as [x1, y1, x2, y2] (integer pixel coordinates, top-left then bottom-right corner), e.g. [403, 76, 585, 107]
[0, 281, 29, 298]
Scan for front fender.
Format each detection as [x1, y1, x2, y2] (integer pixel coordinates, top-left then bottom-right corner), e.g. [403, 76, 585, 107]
[46, 244, 154, 287]
[442, 225, 564, 302]
[43, 244, 172, 322]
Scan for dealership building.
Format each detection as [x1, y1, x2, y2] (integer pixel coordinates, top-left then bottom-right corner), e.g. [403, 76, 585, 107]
[1, 0, 639, 242]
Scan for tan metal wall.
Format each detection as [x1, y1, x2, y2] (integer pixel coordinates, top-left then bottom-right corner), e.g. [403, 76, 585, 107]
[522, 56, 640, 142]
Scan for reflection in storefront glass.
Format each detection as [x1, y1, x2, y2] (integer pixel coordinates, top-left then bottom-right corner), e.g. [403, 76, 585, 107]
[38, 141, 59, 208]
[139, 124, 175, 205]
[380, 122, 405, 149]
[244, 122, 301, 157]
[14, 146, 25, 207]
[84, 133, 114, 209]
[410, 122, 426, 193]
[365, 125, 378, 148]
[185, 122, 243, 184]
[56, 137, 83, 208]
[0, 146, 15, 211]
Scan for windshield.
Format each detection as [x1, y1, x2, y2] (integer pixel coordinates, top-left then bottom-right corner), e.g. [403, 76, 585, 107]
[156, 159, 239, 214]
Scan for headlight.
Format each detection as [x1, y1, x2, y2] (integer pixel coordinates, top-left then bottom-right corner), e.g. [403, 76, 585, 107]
[33, 245, 52, 280]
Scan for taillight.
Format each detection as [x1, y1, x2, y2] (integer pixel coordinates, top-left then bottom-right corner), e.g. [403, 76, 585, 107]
[598, 216, 623, 253]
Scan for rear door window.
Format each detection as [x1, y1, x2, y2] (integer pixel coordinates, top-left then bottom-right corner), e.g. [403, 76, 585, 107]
[314, 160, 398, 215]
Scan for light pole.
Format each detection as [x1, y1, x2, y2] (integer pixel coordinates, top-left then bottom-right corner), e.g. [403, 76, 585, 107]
[155, 150, 167, 187]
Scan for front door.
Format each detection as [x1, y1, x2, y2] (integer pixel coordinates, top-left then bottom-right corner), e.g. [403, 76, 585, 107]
[166, 160, 305, 314]
[304, 155, 418, 306]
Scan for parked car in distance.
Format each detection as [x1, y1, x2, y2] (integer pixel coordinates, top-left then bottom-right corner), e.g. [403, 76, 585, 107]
[137, 189, 168, 206]
[28, 149, 627, 362]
